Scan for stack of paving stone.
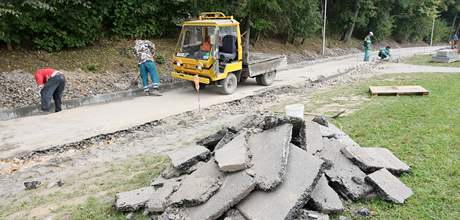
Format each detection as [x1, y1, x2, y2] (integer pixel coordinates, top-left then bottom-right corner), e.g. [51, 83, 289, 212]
[114, 113, 413, 220]
[432, 49, 459, 63]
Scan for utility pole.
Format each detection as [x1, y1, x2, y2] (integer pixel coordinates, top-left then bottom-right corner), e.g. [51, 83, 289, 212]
[322, 0, 328, 55]
[430, 16, 435, 46]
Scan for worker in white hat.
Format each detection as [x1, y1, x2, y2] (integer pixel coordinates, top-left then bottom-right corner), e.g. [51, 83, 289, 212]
[363, 31, 373, 61]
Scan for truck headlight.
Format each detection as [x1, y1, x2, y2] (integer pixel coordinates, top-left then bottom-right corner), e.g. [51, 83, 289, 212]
[176, 61, 182, 67]
[196, 63, 203, 70]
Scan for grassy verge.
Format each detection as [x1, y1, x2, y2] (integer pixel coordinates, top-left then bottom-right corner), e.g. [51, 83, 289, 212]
[0, 155, 169, 219]
[404, 54, 460, 67]
[311, 73, 460, 219]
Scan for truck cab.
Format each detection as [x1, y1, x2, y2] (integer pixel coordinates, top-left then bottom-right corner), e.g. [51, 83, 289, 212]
[172, 12, 285, 94]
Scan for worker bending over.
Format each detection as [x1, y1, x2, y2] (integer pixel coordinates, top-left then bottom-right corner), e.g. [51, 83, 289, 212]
[34, 68, 66, 112]
[378, 46, 391, 60]
[134, 40, 162, 96]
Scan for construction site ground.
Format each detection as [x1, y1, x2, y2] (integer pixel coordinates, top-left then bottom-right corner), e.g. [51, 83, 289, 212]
[1, 46, 459, 219]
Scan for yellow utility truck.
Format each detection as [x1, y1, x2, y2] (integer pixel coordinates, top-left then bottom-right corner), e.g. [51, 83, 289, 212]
[171, 12, 287, 94]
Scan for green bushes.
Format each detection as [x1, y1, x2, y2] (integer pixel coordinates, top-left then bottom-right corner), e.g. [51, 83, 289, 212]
[0, 0, 457, 51]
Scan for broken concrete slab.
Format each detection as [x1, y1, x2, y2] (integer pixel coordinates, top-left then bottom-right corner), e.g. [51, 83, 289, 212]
[247, 123, 293, 190]
[231, 113, 306, 149]
[309, 174, 344, 214]
[366, 168, 413, 204]
[224, 209, 247, 220]
[179, 172, 256, 220]
[146, 180, 181, 213]
[312, 115, 329, 127]
[237, 144, 325, 220]
[319, 123, 345, 138]
[214, 131, 237, 151]
[190, 158, 224, 179]
[305, 121, 324, 155]
[115, 186, 156, 212]
[197, 128, 230, 150]
[319, 123, 360, 148]
[168, 176, 221, 207]
[341, 147, 411, 175]
[296, 210, 330, 220]
[161, 161, 206, 179]
[318, 138, 373, 200]
[215, 132, 250, 172]
[167, 145, 210, 170]
[262, 115, 306, 149]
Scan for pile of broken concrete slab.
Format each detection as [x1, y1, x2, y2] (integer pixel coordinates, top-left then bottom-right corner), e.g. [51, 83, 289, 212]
[114, 113, 413, 220]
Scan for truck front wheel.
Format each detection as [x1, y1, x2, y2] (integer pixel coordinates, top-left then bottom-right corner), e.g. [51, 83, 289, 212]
[256, 71, 276, 86]
[219, 72, 238, 95]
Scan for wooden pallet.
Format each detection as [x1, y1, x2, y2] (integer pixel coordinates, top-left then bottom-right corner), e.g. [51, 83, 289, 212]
[369, 85, 429, 96]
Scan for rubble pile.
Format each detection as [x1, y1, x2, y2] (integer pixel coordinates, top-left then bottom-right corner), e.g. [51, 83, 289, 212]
[114, 113, 413, 220]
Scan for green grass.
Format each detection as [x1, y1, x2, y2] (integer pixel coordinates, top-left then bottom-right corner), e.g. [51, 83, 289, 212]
[0, 154, 169, 219]
[320, 73, 460, 219]
[404, 54, 460, 67]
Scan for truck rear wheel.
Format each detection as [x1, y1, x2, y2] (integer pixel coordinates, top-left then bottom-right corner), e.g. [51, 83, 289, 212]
[219, 72, 238, 95]
[256, 71, 276, 86]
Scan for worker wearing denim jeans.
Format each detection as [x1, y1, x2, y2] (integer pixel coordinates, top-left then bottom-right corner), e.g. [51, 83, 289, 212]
[34, 68, 66, 112]
[363, 32, 373, 62]
[134, 40, 161, 96]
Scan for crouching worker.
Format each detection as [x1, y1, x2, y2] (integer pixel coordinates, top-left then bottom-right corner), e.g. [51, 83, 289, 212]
[34, 68, 66, 112]
[378, 46, 391, 61]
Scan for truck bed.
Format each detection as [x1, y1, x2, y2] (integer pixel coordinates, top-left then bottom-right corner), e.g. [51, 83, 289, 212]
[246, 53, 287, 77]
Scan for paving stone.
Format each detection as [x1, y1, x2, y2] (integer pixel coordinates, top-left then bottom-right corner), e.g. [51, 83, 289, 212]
[179, 171, 256, 220]
[167, 145, 210, 170]
[223, 209, 247, 220]
[296, 210, 330, 220]
[309, 174, 344, 214]
[146, 180, 181, 213]
[305, 121, 324, 155]
[215, 132, 250, 172]
[115, 186, 156, 212]
[318, 138, 373, 200]
[366, 168, 413, 204]
[341, 146, 411, 175]
[168, 176, 221, 207]
[247, 123, 293, 190]
[237, 144, 325, 220]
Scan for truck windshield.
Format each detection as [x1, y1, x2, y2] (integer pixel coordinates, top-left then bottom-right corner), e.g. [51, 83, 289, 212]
[176, 26, 216, 60]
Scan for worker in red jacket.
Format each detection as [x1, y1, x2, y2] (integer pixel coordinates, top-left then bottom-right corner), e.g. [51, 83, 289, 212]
[34, 68, 66, 112]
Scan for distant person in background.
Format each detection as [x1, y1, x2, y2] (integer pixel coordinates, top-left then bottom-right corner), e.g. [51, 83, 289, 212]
[134, 40, 161, 96]
[450, 33, 458, 49]
[34, 68, 66, 112]
[363, 32, 373, 62]
[378, 46, 391, 60]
